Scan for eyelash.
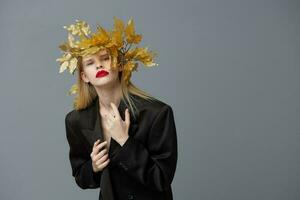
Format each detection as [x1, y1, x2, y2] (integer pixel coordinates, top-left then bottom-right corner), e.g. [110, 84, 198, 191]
[86, 57, 109, 66]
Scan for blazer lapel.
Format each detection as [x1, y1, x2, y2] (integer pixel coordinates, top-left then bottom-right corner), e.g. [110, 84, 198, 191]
[80, 95, 139, 148]
[80, 97, 123, 200]
[80, 95, 138, 200]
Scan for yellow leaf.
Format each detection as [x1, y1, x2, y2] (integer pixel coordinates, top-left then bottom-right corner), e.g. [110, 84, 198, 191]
[68, 33, 77, 48]
[67, 83, 78, 95]
[59, 61, 68, 73]
[58, 42, 70, 52]
[69, 58, 78, 74]
[81, 46, 101, 57]
[125, 18, 143, 44]
[110, 30, 122, 47]
[113, 16, 124, 33]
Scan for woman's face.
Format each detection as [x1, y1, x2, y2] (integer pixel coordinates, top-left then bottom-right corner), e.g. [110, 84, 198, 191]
[81, 49, 121, 88]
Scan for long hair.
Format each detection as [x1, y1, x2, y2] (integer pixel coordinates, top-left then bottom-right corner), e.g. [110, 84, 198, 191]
[72, 48, 157, 120]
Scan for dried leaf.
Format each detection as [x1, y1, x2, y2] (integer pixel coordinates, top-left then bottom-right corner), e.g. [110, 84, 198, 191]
[67, 83, 78, 95]
[125, 18, 142, 44]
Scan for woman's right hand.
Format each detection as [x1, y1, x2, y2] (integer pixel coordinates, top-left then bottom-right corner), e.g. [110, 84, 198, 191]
[90, 139, 110, 172]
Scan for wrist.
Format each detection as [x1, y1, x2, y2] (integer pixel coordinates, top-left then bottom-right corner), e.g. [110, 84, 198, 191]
[118, 135, 129, 146]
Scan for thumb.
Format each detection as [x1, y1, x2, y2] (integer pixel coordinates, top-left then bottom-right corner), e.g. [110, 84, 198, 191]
[125, 108, 130, 125]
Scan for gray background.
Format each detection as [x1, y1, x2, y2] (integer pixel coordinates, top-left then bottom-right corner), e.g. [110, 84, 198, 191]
[0, 0, 299, 199]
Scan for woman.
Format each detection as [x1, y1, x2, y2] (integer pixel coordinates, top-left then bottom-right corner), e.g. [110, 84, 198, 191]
[59, 18, 178, 200]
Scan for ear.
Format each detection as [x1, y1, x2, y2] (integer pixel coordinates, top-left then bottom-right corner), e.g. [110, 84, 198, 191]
[81, 71, 89, 83]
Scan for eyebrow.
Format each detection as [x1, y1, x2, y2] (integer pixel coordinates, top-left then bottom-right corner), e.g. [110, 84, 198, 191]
[83, 53, 109, 63]
[99, 53, 109, 58]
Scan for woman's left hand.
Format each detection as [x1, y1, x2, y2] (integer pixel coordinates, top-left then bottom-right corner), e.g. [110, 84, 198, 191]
[103, 102, 130, 146]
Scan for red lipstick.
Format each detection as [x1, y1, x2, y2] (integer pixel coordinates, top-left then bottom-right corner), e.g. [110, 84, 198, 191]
[96, 70, 109, 78]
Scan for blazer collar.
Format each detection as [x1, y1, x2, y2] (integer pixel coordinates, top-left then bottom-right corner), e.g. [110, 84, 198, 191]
[80, 94, 137, 147]
[78, 95, 140, 200]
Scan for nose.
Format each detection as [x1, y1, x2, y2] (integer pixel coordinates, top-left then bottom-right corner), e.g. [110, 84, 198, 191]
[96, 65, 103, 70]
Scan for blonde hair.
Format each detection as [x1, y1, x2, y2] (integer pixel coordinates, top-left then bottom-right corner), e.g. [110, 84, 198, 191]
[72, 49, 157, 120]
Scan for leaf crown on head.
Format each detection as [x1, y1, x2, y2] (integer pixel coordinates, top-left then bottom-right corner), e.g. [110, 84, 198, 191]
[56, 16, 158, 95]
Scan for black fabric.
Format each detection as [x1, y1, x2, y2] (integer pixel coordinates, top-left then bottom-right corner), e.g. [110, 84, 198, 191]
[65, 93, 178, 200]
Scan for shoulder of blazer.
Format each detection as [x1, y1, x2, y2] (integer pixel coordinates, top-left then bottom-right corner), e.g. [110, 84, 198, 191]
[132, 94, 173, 118]
[65, 94, 173, 129]
[64, 98, 98, 130]
[65, 109, 80, 129]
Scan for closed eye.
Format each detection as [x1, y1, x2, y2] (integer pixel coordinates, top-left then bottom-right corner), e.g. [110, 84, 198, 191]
[101, 57, 110, 61]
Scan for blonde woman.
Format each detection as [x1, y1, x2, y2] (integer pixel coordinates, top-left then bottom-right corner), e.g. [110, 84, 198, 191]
[60, 18, 178, 200]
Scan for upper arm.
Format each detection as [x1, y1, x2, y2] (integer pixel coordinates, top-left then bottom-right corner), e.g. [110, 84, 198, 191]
[147, 105, 178, 183]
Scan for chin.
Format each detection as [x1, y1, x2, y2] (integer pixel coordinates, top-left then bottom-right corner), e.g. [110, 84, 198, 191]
[93, 78, 116, 88]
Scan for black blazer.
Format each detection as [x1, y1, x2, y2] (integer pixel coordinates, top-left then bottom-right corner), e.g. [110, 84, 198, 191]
[65, 93, 178, 200]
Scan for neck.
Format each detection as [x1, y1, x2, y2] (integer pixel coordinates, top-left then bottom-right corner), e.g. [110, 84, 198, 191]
[94, 82, 123, 111]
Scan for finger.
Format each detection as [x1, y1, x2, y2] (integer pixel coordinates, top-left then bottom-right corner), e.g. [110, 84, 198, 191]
[95, 141, 108, 154]
[97, 158, 110, 169]
[104, 111, 115, 122]
[95, 148, 108, 160]
[92, 142, 107, 161]
[91, 139, 101, 157]
[105, 112, 115, 126]
[110, 112, 116, 119]
[110, 102, 120, 119]
[96, 140, 108, 150]
[96, 153, 109, 165]
[93, 139, 100, 147]
[96, 153, 109, 166]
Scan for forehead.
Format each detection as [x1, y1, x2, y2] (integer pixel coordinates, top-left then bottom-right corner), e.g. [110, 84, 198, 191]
[82, 49, 109, 61]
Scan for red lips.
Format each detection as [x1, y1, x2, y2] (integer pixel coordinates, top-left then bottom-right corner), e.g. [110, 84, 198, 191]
[96, 70, 109, 78]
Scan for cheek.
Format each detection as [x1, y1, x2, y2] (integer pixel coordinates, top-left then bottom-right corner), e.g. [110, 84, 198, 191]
[105, 61, 112, 69]
[83, 68, 96, 79]
[109, 70, 119, 78]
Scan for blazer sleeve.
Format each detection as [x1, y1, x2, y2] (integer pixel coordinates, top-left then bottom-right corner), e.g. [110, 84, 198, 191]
[65, 113, 102, 189]
[110, 105, 178, 192]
